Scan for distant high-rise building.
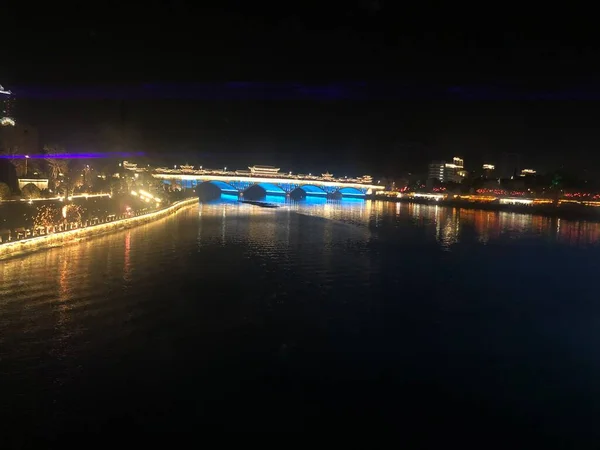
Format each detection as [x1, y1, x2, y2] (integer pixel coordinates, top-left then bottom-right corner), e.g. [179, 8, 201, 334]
[452, 157, 464, 168]
[0, 83, 15, 126]
[428, 161, 446, 182]
[482, 163, 495, 178]
[428, 156, 467, 183]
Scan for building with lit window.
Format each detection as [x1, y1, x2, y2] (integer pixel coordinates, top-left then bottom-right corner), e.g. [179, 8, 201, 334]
[0, 83, 15, 126]
[482, 163, 495, 178]
[428, 156, 468, 183]
[520, 168, 536, 176]
[248, 165, 280, 176]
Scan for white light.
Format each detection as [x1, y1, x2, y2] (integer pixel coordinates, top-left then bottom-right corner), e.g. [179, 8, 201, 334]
[150, 174, 384, 190]
[0, 117, 15, 126]
[1, 198, 197, 259]
[499, 198, 533, 205]
[413, 193, 445, 200]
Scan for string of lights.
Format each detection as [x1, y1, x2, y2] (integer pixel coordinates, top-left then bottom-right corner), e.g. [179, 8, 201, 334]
[0, 198, 197, 260]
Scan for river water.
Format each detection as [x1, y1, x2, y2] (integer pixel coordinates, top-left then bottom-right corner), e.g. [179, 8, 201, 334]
[2, 196, 600, 440]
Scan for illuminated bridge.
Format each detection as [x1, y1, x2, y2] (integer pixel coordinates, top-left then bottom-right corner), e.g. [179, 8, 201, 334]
[148, 164, 385, 199]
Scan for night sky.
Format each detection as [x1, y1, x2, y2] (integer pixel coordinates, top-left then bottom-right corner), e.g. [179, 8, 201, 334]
[3, 2, 600, 177]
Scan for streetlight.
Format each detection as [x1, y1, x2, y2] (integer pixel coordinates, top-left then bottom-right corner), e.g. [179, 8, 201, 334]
[25, 155, 29, 176]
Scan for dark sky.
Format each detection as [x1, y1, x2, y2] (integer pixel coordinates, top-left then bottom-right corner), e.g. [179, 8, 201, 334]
[3, 1, 600, 176]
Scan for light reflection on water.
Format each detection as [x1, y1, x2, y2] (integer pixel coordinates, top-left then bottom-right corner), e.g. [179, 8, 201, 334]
[2, 198, 600, 437]
[214, 196, 600, 248]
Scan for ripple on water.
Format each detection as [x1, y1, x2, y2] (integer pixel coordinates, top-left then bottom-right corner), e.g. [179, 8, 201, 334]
[2, 200, 600, 437]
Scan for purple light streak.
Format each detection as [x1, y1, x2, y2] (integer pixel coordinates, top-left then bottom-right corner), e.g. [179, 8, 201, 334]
[0, 152, 145, 159]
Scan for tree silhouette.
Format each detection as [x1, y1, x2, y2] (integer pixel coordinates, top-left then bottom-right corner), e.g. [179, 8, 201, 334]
[0, 181, 10, 199]
[43, 145, 70, 189]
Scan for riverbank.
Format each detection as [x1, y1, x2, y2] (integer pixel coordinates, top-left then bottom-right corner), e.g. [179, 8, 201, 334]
[0, 197, 198, 261]
[368, 195, 600, 222]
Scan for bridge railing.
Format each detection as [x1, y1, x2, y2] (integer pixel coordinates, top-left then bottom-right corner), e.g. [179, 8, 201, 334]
[151, 169, 375, 185]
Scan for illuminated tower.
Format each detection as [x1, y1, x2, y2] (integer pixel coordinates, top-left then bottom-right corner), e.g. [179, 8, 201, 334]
[0, 83, 15, 126]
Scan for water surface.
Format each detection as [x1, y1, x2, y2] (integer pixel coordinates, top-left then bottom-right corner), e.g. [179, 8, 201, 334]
[2, 198, 600, 439]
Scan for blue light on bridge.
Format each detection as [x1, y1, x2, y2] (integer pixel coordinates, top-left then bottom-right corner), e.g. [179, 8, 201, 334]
[207, 180, 238, 193]
[303, 195, 328, 204]
[264, 194, 288, 204]
[296, 185, 327, 196]
[256, 183, 286, 195]
[220, 193, 240, 203]
[168, 176, 371, 199]
[337, 187, 366, 197]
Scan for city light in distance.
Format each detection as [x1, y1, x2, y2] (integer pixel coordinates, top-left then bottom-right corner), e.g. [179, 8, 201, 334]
[521, 169, 536, 176]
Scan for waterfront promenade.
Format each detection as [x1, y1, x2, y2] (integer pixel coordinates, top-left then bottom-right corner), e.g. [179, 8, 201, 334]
[0, 197, 198, 260]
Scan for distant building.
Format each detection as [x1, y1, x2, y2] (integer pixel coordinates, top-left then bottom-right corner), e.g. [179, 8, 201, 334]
[0, 84, 40, 176]
[248, 165, 280, 176]
[428, 161, 446, 182]
[122, 161, 138, 171]
[179, 164, 195, 173]
[520, 169, 536, 176]
[428, 156, 467, 183]
[18, 178, 49, 191]
[0, 83, 15, 126]
[482, 163, 495, 178]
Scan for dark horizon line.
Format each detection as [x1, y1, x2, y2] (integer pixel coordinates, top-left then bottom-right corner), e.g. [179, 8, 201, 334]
[7, 82, 600, 101]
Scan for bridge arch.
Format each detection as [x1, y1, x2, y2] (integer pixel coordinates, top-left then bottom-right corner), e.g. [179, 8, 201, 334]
[336, 186, 366, 197]
[249, 182, 286, 195]
[242, 183, 286, 200]
[290, 184, 327, 199]
[197, 180, 239, 200]
[205, 180, 239, 193]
